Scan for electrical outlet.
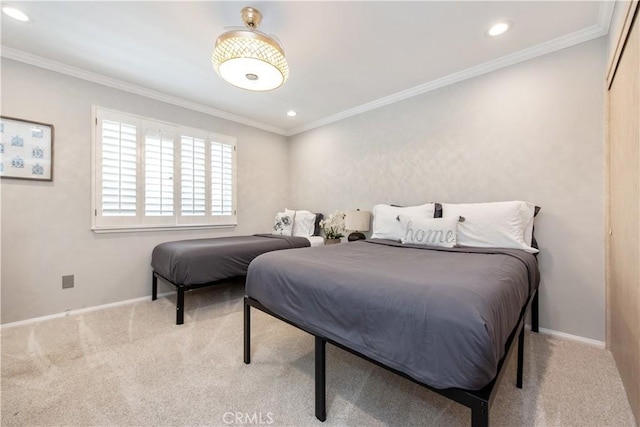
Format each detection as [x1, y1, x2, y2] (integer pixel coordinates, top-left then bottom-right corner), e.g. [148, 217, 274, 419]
[62, 275, 74, 289]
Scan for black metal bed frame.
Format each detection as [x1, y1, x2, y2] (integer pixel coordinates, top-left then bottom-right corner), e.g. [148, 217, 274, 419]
[152, 271, 243, 325]
[244, 289, 539, 427]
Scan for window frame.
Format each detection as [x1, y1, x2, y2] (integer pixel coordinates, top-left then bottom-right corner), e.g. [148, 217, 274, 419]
[91, 107, 237, 233]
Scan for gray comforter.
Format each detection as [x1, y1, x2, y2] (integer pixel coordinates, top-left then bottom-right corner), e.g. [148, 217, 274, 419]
[246, 239, 540, 390]
[151, 234, 311, 286]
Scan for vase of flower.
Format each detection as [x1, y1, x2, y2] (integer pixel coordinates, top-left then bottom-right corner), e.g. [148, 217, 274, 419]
[320, 210, 346, 245]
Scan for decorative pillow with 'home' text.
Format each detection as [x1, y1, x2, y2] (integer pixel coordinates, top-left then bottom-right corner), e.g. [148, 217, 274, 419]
[399, 216, 458, 248]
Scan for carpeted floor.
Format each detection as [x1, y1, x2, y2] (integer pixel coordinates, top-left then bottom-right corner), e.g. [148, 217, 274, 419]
[1, 283, 636, 426]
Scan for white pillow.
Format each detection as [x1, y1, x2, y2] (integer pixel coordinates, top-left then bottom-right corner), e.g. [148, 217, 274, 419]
[442, 201, 538, 253]
[289, 209, 316, 237]
[272, 210, 295, 236]
[399, 216, 458, 248]
[371, 203, 436, 241]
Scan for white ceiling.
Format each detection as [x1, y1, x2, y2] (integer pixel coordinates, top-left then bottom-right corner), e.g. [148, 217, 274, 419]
[1, 1, 612, 136]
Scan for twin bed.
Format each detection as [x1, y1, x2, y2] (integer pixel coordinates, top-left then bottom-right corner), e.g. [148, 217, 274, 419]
[151, 210, 324, 324]
[151, 234, 323, 324]
[151, 202, 540, 426]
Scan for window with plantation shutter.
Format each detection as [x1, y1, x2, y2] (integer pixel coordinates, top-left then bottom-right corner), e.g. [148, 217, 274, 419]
[92, 107, 237, 232]
[211, 140, 234, 216]
[144, 124, 174, 223]
[180, 135, 206, 218]
[95, 110, 139, 228]
[101, 119, 137, 216]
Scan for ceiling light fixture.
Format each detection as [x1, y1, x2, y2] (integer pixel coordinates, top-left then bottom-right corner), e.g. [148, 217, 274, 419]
[286, 110, 297, 117]
[488, 22, 510, 37]
[212, 7, 289, 91]
[2, 5, 29, 22]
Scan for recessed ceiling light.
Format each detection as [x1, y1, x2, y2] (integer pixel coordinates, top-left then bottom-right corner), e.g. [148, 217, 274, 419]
[2, 5, 30, 22]
[286, 110, 297, 117]
[488, 22, 510, 37]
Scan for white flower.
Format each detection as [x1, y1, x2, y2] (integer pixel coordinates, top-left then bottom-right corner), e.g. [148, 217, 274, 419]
[320, 210, 346, 239]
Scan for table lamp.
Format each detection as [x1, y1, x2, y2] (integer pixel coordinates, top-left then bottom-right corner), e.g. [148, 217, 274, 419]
[345, 209, 371, 241]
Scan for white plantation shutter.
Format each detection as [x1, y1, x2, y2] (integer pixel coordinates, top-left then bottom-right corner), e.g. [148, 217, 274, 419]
[144, 124, 174, 219]
[100, 119, 137, 217]
[211, 140, 234, 216]
[92, 108, 237, 231]
[180, 135, 206, 217]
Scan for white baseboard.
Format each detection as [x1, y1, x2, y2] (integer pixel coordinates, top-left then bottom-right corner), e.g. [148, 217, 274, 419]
[526, 324, 605, 349]
[1, 291, 175, 330]
[0, 299, 607, 349]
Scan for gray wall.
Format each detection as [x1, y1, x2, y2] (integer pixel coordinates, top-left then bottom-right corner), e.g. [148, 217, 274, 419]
[2, 37, 608, 342]
[289, 38, 607, 342]
[1, 59, 289, 323]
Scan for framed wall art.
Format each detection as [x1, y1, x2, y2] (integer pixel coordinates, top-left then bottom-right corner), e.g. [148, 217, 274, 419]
[0, 116, 54, 181]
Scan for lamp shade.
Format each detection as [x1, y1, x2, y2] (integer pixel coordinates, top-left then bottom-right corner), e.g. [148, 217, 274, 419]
[213, 30, 289, 91]
[212, 7, 289, 91]
[345, 210, 371, 232]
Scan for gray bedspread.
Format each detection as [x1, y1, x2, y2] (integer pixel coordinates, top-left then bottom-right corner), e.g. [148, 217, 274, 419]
[151, 234, 311, 286]
[246, 239, 540, 390]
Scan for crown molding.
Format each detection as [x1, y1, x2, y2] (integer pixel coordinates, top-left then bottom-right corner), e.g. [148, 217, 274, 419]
[0, 47, 288, 136]
[597, 0, 617, 29]
[286, 1, 615, 137]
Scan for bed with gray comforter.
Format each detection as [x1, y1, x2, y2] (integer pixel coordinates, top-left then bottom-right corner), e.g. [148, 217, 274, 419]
[244, 238, 540, 424]
[152, 234, 311, 286]
[152, 234, 311, 324]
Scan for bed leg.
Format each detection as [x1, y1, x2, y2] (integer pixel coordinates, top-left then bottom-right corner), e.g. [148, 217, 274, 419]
[517, 324, 525, 389]
[532, 290, 539, 333]
[244, 298, 251, 364]
[152, 274, 158, 301]
[176, 285, 185, 325]
[471, 402, 489, 427]
[315, 336, 327, 422]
